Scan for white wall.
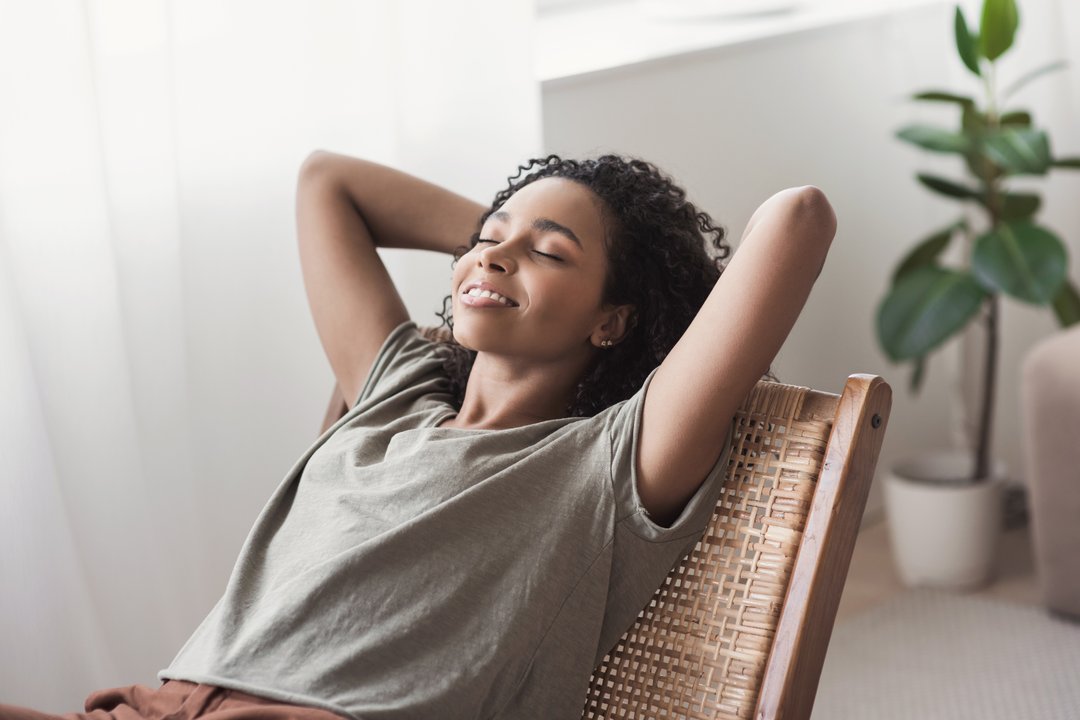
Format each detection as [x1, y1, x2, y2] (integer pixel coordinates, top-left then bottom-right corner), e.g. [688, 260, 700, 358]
[540, 1, 1080, 517]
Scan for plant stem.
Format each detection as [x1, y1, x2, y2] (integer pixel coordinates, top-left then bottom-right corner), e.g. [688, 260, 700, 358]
[972, 60, 1000, 482]
[984, 63, 998, 122]
[975, 295, 998, 480]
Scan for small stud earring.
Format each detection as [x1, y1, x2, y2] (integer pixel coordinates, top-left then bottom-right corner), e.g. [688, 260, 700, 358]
[600, 339, 613, 348]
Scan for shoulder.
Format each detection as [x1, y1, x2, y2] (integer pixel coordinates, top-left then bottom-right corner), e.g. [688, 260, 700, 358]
[352, 321, 450, 411]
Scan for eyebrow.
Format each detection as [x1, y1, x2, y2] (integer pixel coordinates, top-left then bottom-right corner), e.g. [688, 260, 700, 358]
[490, 210, 584, 250]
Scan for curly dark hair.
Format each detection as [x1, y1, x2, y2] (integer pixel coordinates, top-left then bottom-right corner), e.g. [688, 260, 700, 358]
[433, 153, 779, 417]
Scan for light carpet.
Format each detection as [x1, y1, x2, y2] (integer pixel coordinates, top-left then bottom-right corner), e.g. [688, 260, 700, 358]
[810, 588, 1080, 719]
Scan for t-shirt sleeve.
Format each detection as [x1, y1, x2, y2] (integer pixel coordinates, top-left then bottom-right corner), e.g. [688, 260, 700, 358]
[606, 366, 736, 542]
[594, 367, 737, 664]
[352, 320, 448, 411]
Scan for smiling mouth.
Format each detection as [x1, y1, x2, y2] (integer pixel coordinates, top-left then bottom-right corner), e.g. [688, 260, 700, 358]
[461, 286, 518, 307]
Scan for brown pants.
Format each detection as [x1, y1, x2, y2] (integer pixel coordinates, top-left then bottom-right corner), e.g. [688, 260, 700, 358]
[0, 680, 349, 720]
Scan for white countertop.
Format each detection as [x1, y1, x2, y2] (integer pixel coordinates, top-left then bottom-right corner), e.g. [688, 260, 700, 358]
[536, 0, 948, 85]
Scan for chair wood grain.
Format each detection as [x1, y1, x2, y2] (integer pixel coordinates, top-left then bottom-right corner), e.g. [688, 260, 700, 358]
[754, 374, 891, 720]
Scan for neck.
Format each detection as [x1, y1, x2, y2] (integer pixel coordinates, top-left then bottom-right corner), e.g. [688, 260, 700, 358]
[443, 351, 593, 430]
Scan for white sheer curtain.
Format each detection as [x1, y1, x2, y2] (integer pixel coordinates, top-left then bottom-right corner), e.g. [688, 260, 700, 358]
[0, 0, 538, 711]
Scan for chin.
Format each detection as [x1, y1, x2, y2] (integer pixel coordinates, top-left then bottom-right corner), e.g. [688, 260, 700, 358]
[452, 321, 515, 355]
[450, 325, 476, 351]
[450, 320, 488, 351]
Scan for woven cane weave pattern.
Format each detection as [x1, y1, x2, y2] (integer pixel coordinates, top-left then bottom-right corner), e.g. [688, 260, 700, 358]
[583, 382, 831, 719]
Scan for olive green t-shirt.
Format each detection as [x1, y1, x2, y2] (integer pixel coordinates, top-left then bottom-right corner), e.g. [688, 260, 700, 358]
[159, 321, 734, 719]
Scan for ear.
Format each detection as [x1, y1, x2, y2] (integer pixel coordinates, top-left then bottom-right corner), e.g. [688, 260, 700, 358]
[590, 303, 635, 348]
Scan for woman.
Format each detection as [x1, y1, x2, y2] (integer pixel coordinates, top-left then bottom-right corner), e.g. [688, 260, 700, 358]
[0, 153, 834, 720]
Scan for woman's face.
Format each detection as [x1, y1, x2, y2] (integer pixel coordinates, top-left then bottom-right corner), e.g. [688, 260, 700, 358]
[450, 176, 618, 363]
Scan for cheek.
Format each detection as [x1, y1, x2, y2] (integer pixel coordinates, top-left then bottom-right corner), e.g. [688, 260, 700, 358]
[450, 260, 470, 291]
[528, 286, 598, 329]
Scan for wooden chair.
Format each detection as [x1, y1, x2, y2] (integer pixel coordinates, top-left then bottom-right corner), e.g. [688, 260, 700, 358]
[318, 334, 892, 720]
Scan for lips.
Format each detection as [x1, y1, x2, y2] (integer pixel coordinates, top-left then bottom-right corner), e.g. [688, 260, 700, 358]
[460, 280, 519, 307]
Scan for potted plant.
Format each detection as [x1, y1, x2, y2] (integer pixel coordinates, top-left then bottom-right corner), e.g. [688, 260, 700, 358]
[876, 0, 1080, 589]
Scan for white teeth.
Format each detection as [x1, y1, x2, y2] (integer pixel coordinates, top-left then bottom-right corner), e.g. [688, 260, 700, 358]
[464, 287, 514, 306]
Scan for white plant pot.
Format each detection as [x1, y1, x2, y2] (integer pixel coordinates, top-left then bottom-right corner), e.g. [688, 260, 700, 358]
[883, 449, 1006, 590]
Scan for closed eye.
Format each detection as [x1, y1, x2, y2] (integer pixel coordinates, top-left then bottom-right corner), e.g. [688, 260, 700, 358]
[476, 238, 564, 262]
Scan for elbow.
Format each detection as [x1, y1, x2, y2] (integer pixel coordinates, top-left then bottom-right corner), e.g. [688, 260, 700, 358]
[297, 151, 363, 203]
[299, 149, 346, 180]
[792, 186, 836, 280]
[794, 185, 837, 245]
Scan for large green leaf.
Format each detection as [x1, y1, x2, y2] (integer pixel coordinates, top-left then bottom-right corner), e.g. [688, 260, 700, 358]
[971, 221, 1067, 304]
[1052, 280, 1080, 326]
[962, 105, 988, 134]
[966, 155, 1000, 186]
[897, 125, 972, 154]
[955, 7, 981, 76]
[962, 107, 1004, 183]
[998, 192, 1041, 221]
[917, 173, 981, 199]
[980, 0, 1019, 62]
[912, 91, 976, 107]
[1052, 156, 1080, 169]
[999, 110, 1032, 127]
[983, 128, 1051, 175]
[965, 107, 1032, 130]
[892, 219, 965, 284]
[877, 265, 986, 361]
[1001, 59, 1068, 104]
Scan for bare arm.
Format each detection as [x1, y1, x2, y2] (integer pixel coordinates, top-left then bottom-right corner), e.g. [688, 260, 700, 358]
[636, 186, 837, 526]
[296, 151, 486, 409]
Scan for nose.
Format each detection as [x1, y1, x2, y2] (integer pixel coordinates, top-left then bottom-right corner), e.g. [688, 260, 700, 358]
[477, 241, 517, 274]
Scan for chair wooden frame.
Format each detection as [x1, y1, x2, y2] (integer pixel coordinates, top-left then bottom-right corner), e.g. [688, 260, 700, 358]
[318, 353, 891, 720]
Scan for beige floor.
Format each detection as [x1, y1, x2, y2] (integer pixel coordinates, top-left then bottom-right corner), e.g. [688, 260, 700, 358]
[834, 515, 1043, 622]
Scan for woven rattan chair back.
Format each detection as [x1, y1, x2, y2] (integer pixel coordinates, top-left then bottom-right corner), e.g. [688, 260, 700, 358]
[317, 338, 891, 720]
[581, 374, 890, 720]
